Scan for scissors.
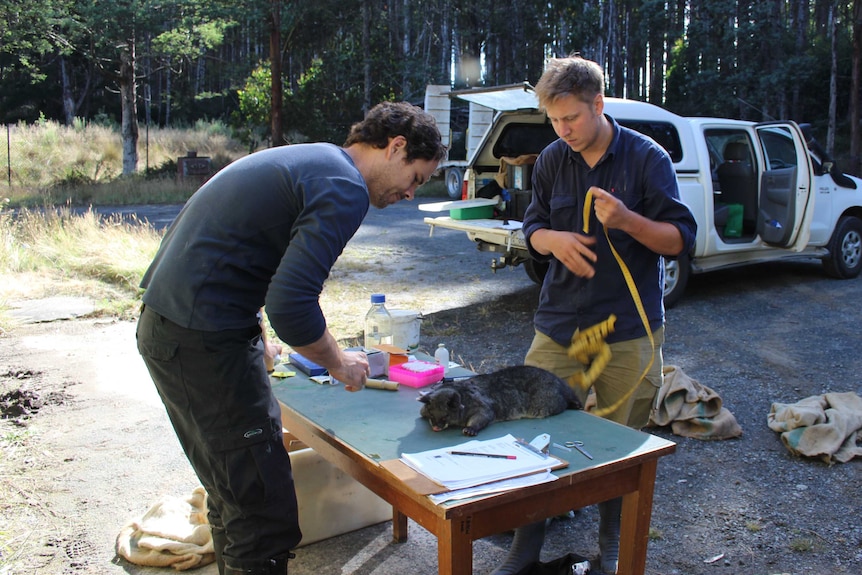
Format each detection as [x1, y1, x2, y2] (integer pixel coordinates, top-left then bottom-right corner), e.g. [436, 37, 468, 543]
[564, 440, 593, 460]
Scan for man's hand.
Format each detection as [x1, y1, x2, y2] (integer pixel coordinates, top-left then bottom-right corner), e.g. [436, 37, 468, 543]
[290, 330, 370, 392]
[531, 228, 598, 278]
[263, 340, 283, 373]
[589, 186, 685, 256]
[328, 350, 370, 392]
[590, 186, 631, 230]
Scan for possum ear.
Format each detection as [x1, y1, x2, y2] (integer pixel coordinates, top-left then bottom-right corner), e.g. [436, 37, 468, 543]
[417, 392, 431, 404]
[447, 392, 461, 409]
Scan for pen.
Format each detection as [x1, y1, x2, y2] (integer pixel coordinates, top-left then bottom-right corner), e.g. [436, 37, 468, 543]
[448, 451, 517, 460]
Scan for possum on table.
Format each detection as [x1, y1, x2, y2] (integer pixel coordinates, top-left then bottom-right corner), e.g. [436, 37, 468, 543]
[418, 365, 582, 436]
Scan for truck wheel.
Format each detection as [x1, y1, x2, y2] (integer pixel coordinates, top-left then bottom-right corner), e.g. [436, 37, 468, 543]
[663, 253, 690, 308]
[822, 215, 862, 279]
[445, 167, 464, 199]
[524, 259, 549, 285]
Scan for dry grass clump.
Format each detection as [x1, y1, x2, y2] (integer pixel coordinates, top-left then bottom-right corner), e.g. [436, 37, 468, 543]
[1, 119, 246, 206]
[0, 205, 162, 330]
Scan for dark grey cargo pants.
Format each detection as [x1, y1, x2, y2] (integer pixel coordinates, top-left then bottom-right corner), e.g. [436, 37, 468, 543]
[136, 306, 301, 569]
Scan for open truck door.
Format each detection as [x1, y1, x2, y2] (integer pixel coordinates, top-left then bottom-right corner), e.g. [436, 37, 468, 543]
[755, 122, 814, 250]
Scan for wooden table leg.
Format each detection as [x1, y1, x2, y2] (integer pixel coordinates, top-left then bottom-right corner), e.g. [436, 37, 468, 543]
[618, 460, 658, 575]
[392, 508, 409, 542]
[437, 516, 473, 575]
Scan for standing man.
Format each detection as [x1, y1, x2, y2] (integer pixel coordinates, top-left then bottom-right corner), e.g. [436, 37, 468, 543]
[136, 101, 446, 575]
[492, 57, 696, 575]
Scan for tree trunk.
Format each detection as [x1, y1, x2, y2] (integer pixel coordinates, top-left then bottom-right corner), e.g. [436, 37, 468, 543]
[165, 66, 172, 126]
[60, 56, 76, 126]
[791, 0, 808, 122]
[828, 4, 837, 155]
[119, 37, 139, 175]
[362, 0, 371, 112]
[440, 2, 451, 82]
[852, 0, 862, 175]
[270, 0, 283, 146]
[402, 0, 410, 96]
[648, 11, 665, 105]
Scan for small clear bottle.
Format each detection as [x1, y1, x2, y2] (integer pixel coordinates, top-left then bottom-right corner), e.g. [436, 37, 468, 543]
[434, 343, 450, 375]
[364, 293, 393, 349]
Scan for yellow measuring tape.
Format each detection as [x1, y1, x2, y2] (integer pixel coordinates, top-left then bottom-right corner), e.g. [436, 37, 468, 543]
[567, 188, 656, 418]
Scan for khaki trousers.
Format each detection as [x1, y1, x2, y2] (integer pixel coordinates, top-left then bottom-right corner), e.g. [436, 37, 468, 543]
[524, 327, 664, 428]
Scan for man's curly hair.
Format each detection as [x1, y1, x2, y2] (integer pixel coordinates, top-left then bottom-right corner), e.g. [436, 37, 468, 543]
[344, 101, 448, 162]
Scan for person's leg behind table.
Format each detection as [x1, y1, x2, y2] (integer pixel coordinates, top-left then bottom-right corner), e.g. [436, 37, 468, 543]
[490, 329, 664, 575]
[489, 331, 582, 575]
[591, 327, 664, 575]
[136, 306, 302, 575]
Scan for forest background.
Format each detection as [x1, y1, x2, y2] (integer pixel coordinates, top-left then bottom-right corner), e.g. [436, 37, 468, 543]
[2, 0, 862, 187]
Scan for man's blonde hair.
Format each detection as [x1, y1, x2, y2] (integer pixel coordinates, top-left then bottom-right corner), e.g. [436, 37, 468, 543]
[534, 56, 605, 110]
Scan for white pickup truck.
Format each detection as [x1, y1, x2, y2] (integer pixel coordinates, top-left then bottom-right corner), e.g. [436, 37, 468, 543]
[421, 84, 862, 306]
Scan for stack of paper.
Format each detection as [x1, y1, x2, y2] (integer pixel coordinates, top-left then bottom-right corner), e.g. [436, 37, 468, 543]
[428, 471, 557, 504]
[400, 434, 559, 491]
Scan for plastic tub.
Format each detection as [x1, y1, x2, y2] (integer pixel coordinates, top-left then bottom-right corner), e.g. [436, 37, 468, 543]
[388, 361, 444, 388]
[389, 309, 421, 351]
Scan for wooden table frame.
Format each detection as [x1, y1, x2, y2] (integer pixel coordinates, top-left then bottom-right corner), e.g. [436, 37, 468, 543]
[278, 399, 675, 575]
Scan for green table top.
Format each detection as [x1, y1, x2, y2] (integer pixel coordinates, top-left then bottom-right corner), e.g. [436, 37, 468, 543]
[272, 366, 672, 474]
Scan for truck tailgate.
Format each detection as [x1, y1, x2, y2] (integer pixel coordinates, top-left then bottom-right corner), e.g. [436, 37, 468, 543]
[423, 216, 528, 250]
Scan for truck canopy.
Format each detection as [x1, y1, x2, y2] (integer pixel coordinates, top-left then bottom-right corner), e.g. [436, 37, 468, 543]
[448, 83, 539, 112]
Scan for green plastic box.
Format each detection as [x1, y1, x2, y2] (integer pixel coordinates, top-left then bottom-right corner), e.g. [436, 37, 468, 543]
[450, 205, 494, 220]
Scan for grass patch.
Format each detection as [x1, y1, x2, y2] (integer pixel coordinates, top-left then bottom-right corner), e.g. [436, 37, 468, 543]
[788, 537, 816, 552]
[0, 205, 161, 330]
[745, 521, 762, 532]
[2, 120, 246, 207]
[1, 428, 32, 446]
[787, 527, 827, 553]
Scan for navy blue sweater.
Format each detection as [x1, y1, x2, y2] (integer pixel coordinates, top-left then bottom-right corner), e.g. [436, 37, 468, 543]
[141, 143, 368, 347]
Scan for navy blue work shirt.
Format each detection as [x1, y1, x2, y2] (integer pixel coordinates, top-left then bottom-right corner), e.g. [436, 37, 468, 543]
[522, 116, 696, 345]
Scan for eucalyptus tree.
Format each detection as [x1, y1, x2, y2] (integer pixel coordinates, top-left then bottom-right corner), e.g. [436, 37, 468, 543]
[852, 0, 862, 175]
[62, 0, 234, 174]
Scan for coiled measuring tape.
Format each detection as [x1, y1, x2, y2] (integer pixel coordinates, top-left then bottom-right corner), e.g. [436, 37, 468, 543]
[567, 188, 656, 418]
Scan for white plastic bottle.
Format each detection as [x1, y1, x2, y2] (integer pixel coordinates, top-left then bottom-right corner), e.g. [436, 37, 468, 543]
[364, 294, 393, 349]
[434, 343, 450, 375]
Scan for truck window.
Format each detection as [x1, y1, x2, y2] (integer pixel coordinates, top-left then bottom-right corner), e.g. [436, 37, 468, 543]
[704, 128, 754, 178]
[618, 120, 683, 163]
[759, 128, 798, 170]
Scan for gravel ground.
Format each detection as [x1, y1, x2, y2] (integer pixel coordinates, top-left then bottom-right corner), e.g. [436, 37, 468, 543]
[1, 200, 861, 574]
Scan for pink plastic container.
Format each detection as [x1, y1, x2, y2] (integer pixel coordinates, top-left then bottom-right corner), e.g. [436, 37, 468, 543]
[388, 361, 444, 388]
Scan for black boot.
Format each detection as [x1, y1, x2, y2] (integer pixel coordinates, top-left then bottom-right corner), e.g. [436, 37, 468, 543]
[223, 552, 294, 575]
[268, 553, 292, 575]
[490, 519, 547, 575]
[598, 498, 622, 575]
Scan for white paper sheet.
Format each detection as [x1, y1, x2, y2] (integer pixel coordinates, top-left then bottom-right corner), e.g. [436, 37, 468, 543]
[428, 470, 557, 504]
[400, 433, 556, 490]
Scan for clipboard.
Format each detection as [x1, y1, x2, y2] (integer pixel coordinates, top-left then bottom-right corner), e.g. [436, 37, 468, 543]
[390, 434, 569, 495]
